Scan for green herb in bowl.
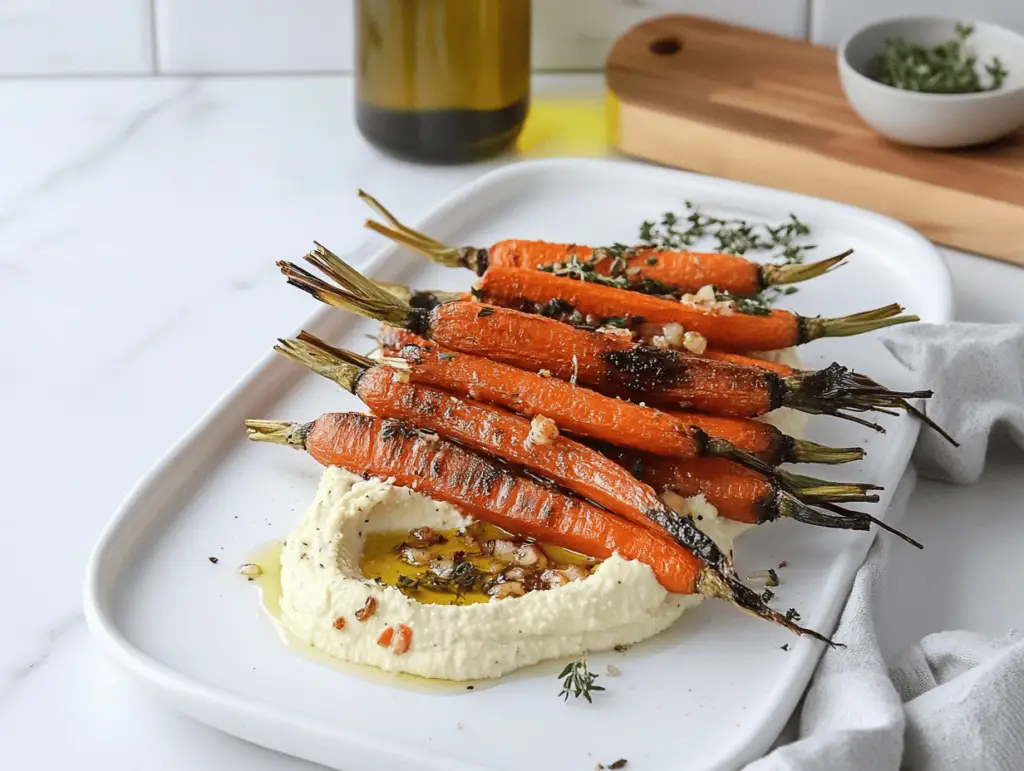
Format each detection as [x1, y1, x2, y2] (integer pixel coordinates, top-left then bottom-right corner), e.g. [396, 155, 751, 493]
[871, 22, 1009, 94]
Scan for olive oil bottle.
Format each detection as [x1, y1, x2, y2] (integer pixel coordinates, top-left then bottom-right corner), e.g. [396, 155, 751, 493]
[355, 0, 531, 164]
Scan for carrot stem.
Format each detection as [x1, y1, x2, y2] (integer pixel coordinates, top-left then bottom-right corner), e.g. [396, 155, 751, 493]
[359, 189, 482, 272]
[760, 250, 851, 287]
[785, 438, 865, 464]
[245, 419, 310, 449]
[804, 303, 920, 342]
[695, 569, 838, 646]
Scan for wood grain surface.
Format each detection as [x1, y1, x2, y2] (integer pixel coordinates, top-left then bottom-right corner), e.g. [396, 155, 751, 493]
[606, 15, 1024, 266]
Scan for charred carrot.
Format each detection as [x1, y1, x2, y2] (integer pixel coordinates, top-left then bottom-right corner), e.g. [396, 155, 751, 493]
[358, 189, 847, 297]
[278, 334, 887, 541]
[273, 335, 744, 565]
[277, 245, 933, 430]
[613, 453, 921, 548]
[245, 412, 834, 643]
[472, 265, 918, 352]
[375, 327, 863, 467]
[701, 351, 958, 446]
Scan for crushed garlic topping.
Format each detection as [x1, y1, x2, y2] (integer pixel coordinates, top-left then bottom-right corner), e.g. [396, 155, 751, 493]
[683, 331, 708, 354]
[680, 284, 734, 315]
[652, 322, 686, 350]
[528, 415, 560, 446]
[597, 326, 633, 340]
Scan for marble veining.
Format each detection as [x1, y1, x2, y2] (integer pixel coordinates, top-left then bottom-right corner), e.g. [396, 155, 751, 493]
[1, 614, 84, 704]
[1, 72, 1023, 770]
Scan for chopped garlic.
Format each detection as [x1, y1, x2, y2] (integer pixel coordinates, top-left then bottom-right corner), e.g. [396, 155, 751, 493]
[528, 415, 560, 446]
[391, 369, 411, 383]
[695, 284, 716, 303]
[683, 331, 707, 354]
[651, 336, 670, 350]
[661, 322, 685, 346]
[597, 326, 633, 340]
[538, 369, 552, 378]
[680, 284, 734, 315]
[238, 563, 263, 578]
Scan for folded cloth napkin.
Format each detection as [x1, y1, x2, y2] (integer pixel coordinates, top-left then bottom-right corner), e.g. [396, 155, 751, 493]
[747, 323, 1024, 771]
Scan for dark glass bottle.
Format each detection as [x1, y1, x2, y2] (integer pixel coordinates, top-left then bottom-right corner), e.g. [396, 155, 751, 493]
[355, 0, 531, 164]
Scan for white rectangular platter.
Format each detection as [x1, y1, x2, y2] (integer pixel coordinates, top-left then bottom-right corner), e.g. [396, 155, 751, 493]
[85, 159, 952, 771]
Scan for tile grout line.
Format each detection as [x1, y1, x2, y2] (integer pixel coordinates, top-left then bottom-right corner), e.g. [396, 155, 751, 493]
[805, 0, 816, 42]
[148, 0, 160, 74]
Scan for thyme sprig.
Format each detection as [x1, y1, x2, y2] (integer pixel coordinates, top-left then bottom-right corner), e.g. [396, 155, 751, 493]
[872, 23, 1009, 94]
[538, 247, 635, 290]
[557, 653, 606, 703]
[639, 203, 813, 266]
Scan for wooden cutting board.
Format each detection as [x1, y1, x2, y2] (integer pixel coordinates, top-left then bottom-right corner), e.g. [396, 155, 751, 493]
[605, 15, 1024, 266]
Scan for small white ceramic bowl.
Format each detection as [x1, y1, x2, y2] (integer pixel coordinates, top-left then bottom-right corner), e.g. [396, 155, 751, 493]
[838, 17, 1024, 148]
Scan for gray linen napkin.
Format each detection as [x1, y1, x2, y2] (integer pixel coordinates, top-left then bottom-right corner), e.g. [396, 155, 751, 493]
[747, 323, 1024, 771]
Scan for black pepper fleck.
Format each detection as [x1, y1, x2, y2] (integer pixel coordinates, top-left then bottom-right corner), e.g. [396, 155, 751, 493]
[208, 556, 219, 564]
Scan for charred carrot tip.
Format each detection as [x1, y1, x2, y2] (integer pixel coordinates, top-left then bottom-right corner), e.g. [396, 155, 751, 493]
[245, 419, 310, 449]
[273, 336, 365, 393]
[279, 257, 415, 329]
[697, 568, 839, 647]
[813, 501, 923, 550]
[782, 362, 939, 430]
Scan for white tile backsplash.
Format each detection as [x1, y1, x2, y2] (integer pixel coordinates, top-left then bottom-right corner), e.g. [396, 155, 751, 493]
[5, 0, 1022, 76]
[153, 0, 808, 75]
[534, 0, 809, 70]
[0, 0, 152, 75]
[811, 1, 1024, 46]
[154, 0, 354, 74]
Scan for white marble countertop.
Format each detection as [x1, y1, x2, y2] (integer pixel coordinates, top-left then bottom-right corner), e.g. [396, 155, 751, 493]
[2, 73, 1022, 770]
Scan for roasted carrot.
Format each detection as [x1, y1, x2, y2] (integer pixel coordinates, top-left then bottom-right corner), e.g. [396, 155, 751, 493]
[473, 265, 918, 352]
[278, 334, 889, 542]
[609, 452, 921, 548]
[700, 351, 958, 446]
[245, 412, 834, 643]
[272, 335, 741, 565]
[277, 245, 934, 430]
[704, 350, 797, 376]
[358, 189, 848, 297]
[374, 327, 864, 467]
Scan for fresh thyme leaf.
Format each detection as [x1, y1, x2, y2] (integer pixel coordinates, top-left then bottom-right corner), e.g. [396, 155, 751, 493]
[766, 568, 780, 587]
[537, 298, 576, 318]
[557, 654, 606, 703]
[872, 23, 1009, 94]
[637, 202, 812, 265]
[716, 290, 772, 316]
[437, 353, 455, 361]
